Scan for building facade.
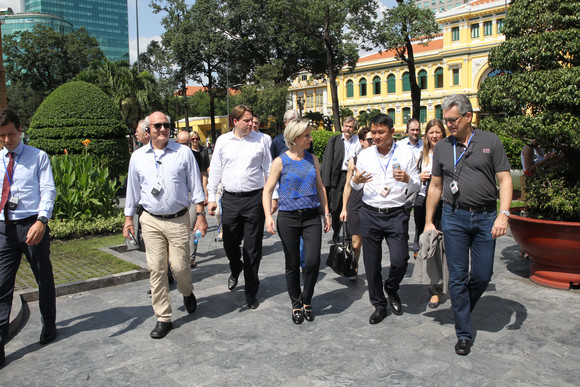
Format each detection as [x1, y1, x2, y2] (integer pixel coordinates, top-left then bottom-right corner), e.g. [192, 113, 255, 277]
[22, 0, 129, 61]
[288, 0, 508, 132]
[0, 9, 73, 37]
[414, 0, 469, 13]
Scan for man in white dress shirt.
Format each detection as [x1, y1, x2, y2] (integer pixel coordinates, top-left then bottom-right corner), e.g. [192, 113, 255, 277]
[398, 118, 423, 161]
[124, 111, 207, 339]
[207, 105, 273, 310]
[351, 113, 419, 324]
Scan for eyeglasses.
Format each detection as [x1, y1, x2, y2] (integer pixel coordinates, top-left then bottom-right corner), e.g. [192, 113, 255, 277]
[364, 138, 373, 143]
[443, 114, 466, 125]
[149, 123, 171, 130]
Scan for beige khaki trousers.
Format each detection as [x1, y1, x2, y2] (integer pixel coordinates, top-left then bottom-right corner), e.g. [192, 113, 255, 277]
[140, 211, 193, 322]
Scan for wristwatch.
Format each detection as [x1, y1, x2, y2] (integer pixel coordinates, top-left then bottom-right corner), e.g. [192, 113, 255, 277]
[37, 216, 49, 224]
[499, 210, 510, 217]
[196, 211, 206, 217]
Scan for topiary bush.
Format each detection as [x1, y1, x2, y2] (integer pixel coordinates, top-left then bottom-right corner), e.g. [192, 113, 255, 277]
[27, 81, 129, 177]
[311, 129, 336, 163]
[478, 0, 580, 221]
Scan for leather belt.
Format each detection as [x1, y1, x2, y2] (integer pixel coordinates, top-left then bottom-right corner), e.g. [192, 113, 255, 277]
[223, 188, 262, 198]
[443, 201, 496, 213]
[362, 203, 404, 214]
[279, 207, 320, 215]
[145, 208, 188, 219]
[7, 215, 38, 225]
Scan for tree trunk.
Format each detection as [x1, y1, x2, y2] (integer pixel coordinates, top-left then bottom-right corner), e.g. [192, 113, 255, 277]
[406, 35, 421, 120]
[324, 8, 341, 133]
[206, 62, 218, 144]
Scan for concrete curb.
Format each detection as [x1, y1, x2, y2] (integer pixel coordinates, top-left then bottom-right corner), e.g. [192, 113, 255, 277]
[8, 245, 149, 339]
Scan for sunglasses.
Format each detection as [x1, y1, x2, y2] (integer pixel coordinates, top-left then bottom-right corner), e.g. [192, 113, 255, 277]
[149, 123, 171, 130]
[191, 138, 200, 141]
[364, 138, 373, 143]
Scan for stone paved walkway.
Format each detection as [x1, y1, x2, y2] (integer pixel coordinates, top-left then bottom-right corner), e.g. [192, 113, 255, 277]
[2, 216, 579, 386]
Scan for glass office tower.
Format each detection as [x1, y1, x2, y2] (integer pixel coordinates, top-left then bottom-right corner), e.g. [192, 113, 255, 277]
[22, 0, 129, 61]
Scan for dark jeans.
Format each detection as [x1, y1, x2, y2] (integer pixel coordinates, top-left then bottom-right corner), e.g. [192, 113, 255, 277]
[441, 204, 496, 340]
[360, 206, 410, 308]
[0, 219, 56, 346]
[277, 208, 322, 310]
[221, 190, 265, 298]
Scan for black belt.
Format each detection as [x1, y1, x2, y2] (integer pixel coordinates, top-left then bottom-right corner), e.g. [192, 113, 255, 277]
[443, 201, 496, 213]
[279, 207, 320, 215]
[223, 188, 262, 198]
[7, 215, 38, 225]
[362, 203, 404, 214]
[145, 208, 188, 219]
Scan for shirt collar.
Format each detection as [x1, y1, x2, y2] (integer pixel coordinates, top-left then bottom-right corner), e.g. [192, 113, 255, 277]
[2, 141, 24, 157]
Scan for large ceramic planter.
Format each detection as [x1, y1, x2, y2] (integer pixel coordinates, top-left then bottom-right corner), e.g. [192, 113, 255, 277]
[509, 207, 580, 289]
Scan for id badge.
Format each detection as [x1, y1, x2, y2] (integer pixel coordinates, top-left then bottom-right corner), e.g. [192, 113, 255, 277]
[450, 180, 459, 194]
[380, 184, 391, 197]
[7, 196, 19, 210]
[151, 181, 162, 196]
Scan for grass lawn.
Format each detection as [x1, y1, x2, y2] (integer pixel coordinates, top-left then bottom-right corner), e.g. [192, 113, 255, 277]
[15, 234, 141, 292]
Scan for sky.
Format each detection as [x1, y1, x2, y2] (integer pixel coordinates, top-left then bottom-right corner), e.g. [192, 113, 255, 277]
[1, 0, 398, 64]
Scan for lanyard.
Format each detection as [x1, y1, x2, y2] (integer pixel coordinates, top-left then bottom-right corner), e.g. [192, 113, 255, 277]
[3, 146, 24, 186]
[453, 129, 475, 173]
[344, 135, 356, 158]
[150, 142, 162, 176]
[375, 143, 397, 177]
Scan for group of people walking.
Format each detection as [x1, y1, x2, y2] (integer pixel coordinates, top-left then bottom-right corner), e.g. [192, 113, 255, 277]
[0, 93, 513, 367]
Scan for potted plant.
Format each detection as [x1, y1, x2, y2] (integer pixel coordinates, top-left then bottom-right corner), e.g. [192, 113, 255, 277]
[478, 0, 580, 289]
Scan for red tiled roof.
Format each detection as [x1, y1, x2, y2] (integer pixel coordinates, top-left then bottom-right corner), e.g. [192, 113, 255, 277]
[358, 36, 444, 64]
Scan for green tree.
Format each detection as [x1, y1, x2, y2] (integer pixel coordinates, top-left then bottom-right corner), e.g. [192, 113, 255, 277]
[4, 25, 103, 96]
[478, 0, 580, 221]
[357, 108, 382, 128]
[284, 0, 379, 132]
[373, 0, 439, 120]
[76, 59, 160, 130]
[27, 81, 129, 177]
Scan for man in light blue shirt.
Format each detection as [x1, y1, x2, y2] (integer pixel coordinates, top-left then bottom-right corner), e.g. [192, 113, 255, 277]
[0, 109, 57, 367]
[398, 118, 423, 161]
[124, 111, 207, 339]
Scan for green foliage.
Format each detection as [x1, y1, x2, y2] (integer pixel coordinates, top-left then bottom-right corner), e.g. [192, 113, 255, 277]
[311, 130, 335, 162]
[27, 81, 129, 177]
[478, 0, 580, 221]
[50, 153, 120, 221]
[48, 212, 125, 239]
[304, 111, 324, 128]
[357, 109, 382, 128]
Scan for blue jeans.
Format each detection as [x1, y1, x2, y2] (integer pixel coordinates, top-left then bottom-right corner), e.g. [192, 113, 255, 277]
[441, 204, 496, 340]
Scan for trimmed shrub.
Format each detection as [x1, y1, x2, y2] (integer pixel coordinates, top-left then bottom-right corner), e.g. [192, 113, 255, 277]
[311, 129, 336, 162]
[49, 212, 124, 239]
[28, 81, 129, 177]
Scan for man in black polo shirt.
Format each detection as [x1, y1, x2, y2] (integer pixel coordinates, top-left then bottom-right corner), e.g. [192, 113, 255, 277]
[424, 94, 512, 356]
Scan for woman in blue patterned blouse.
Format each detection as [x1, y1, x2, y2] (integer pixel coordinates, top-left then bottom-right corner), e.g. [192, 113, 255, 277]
[263, 118, 331, 324]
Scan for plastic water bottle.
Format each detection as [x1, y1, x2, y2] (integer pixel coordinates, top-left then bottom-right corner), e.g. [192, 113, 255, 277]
[193, 229, 202, 245]
[392, 159, 402, 187]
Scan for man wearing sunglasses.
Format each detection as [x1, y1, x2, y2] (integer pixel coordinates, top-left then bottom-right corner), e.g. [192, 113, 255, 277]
[424, 94, 512, 356]
[124, 111, 207, 339]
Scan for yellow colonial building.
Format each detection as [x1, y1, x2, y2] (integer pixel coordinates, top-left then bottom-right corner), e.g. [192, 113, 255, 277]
[289, 0, 509, 132]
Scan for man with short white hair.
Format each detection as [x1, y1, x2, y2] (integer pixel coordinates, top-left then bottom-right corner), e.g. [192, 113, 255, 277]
[124, 112, 207, 339]
[270, 109, 299, 159]
[134, 119, 149, 148]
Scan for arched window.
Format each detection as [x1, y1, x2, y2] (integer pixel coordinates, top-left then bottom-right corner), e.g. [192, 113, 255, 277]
[402, 72, 410, 92]
[435, 105, 443, 120]
[387, 74, 396, 93]
[387, 108, 396, 125]
[418, 70, 428, 90]
[346, 80, 354, 98]
[403, 107, 411, 123]
[435, 67, 444, 88]
[420, 106, 427, 123]
[359, 78, 367, 97]
[373, 76, 381, 95]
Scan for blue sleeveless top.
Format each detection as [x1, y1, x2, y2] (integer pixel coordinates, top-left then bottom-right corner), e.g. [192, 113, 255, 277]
[278, 152, 320, 211]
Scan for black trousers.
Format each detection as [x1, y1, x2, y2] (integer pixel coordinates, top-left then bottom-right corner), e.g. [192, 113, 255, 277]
[0, 218, 56, 346]
[330, 172, 347, 242]
[221, 190, 265, 298]
[360, 206, 410, 308]
[277, 208, 322, 309]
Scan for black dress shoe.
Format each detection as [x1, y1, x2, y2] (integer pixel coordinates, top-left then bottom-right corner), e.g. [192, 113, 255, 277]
[228, 272, 240, 290]
[184, 292, 197, 314]
[455, 339, 472, 356]
[369, 307, 388, 324]
[150, 321, 173, 339]
[39, 324, 57, 345]
[303, 305, 315, 322]
[247, 295, 259, 310]
[385, 287, 402, 316]
[292, 309, 304, 325]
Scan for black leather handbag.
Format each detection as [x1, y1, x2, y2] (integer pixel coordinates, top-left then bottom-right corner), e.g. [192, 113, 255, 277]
[326, 222, 357, 277]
